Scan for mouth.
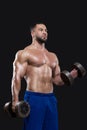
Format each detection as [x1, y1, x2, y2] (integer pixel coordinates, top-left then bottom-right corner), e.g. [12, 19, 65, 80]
[42, 35, 47, 40]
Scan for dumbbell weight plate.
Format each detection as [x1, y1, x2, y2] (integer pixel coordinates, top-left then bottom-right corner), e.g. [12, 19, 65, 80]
[73, 62, 86, 77]
[15, 101, 30, 118]
[4, 102, 16, 117]
[61, 70, 74, 86]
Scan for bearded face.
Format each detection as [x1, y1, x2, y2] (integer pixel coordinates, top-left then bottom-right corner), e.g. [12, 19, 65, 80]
[36, 34, 48, 43]
[32, 24, 48, 44]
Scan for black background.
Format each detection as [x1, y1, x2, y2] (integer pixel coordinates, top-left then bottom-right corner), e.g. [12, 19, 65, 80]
[0, 1, 87, 130]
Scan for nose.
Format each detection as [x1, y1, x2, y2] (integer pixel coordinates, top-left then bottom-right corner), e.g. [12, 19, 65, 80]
[43, 30, 47, 35]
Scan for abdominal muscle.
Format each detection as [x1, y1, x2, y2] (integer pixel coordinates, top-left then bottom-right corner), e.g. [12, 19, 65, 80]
[25, 64, 53, 93]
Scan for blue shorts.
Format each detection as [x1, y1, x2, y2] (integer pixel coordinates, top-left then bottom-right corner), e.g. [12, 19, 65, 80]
[23, 91, 59, 130]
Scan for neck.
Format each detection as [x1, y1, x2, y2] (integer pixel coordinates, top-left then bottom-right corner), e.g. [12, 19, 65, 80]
[32, 41, 45, 50]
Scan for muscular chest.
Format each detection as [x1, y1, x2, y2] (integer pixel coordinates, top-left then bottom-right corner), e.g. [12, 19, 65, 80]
[28, 50, 56, 68]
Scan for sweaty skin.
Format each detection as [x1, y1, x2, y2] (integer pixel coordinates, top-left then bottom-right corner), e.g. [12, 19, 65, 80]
[11, 45, 63, 110]
[11, 24, 77, 111]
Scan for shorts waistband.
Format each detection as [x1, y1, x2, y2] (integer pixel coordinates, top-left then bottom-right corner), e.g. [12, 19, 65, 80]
[25, 90, 54, 97]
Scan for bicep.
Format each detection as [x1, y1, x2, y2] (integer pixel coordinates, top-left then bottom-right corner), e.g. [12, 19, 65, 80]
[13, 50, 28, 78]
[52, 56, 61, 78]
[52, 60, 64, 85]
[52, 64, 61, 78]
[13, 61, 27, 79]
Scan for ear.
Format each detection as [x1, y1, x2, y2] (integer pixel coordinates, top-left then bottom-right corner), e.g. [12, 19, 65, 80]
[31, 29, 35, 37]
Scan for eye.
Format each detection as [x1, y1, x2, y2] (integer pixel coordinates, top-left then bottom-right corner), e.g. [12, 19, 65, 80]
[40, 29, 43, 31]
[39, 28, 43, 31]
[45, 29, 48, 33]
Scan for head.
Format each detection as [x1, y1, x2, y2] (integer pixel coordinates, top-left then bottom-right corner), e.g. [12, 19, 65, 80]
[30, 23, 48, 44]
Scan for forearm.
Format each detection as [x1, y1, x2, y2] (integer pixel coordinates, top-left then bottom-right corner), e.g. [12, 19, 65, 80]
[52, 74, 64, 86]
[11, 77, 21, 104]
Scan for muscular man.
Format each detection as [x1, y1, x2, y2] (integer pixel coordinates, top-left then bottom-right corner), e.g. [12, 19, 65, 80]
[11, 23, 77, 130]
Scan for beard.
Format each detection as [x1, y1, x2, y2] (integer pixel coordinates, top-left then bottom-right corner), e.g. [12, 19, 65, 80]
[36, 36, 47, 44]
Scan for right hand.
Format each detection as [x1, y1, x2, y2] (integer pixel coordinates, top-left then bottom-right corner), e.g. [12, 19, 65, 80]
[12, 102, 17, 112]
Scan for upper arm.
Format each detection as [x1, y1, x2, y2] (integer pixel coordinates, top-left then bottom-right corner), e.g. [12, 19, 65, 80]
[12, 50, 28, 79]
[52, 55, 61, 78]
[52, 54, 64, 85]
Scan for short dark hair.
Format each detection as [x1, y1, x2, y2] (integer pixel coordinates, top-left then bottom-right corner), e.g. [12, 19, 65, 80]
[30, 22, 47, 32]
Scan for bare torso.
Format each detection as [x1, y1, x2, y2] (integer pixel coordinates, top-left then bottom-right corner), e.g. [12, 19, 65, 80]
[11, 43, 62, 109]
[23, 45, 57, 93]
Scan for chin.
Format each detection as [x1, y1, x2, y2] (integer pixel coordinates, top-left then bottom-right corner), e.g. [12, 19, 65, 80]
[38, 38, 47, 43]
